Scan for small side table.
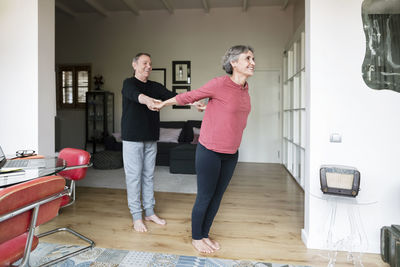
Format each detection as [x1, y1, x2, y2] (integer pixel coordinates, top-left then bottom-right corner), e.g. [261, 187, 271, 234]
[310, 193, 377, 267]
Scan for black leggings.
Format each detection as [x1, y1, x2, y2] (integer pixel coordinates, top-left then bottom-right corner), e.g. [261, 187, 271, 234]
[191, 143, 238, 240]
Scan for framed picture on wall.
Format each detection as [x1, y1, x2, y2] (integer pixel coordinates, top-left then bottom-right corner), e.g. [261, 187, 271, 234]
[149, 68, 166, 86]
[172, 86, 190, 109]
[172, 61, 191, 84]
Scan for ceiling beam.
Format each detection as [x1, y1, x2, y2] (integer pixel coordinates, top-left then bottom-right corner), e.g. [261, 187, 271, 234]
[55, 1, 78, 17]
[201, 0, 209, 13]
[281, 0, 289, 10]
[84, 0, 109, 17]
[160, 0, 174, 14]
[121, 0, 140, 16]
[242, 0, 248, 12]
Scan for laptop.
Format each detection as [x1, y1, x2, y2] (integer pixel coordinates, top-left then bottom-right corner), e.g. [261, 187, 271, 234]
[0, 145, 46, 171]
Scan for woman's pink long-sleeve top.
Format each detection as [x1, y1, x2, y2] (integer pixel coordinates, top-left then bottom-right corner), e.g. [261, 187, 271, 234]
[176, 75, 251, 154]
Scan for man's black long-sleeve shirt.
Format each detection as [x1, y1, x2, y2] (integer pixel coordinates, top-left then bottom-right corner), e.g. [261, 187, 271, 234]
[121, 77, 176, 142]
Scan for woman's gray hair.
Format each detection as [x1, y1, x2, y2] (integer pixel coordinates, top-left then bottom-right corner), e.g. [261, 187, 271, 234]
[222, 45, 254, 74]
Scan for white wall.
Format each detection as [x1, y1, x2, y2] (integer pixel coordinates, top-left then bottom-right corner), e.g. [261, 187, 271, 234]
[303, 0, 400, 253]
[57, 109, 86, 150]
[0, 0, 55, 155]
[55, 6, 294, 155]
[293, 0, 305, 31]
[0, 0, 38, 154]
[38, 0, 56, 155]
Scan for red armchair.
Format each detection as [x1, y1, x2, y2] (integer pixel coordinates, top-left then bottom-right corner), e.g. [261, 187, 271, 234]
[0, 175, 94, 266]
[57, 148, 91, 208]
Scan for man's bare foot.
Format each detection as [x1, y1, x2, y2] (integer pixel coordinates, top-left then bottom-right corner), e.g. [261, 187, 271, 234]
[133, 219, 147, 232]
[192, 239, 214, 254]
[203, 238, 220, 250]
[144, 214, 166, 225]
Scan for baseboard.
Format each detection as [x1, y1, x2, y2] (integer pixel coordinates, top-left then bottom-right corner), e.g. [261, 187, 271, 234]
[301, 228, 380, 254]
[301, 228, 308, 247]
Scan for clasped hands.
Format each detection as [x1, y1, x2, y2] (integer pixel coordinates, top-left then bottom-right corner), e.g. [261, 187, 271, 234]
[146, 98, 206, 112]
[145, 98, 163, 111]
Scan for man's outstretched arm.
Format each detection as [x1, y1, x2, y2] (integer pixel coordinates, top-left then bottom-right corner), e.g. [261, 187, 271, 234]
[138, 94, 162, 111]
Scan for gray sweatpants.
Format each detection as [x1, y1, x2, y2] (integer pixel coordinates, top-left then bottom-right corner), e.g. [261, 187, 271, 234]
[122, 141, 157, 221]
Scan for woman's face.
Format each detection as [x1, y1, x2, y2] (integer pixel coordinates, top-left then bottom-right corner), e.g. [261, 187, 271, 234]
[231, 50, 255, 77]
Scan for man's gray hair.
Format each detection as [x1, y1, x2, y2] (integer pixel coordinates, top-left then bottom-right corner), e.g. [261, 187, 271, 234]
[222, 45, 254, 74]
[132, 52, 151, 63]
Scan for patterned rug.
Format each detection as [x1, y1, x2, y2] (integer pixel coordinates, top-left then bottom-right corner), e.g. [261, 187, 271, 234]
[23, 242, 311, 267]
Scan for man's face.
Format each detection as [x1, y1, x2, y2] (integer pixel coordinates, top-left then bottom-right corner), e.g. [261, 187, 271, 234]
[133, 55, 152, 81]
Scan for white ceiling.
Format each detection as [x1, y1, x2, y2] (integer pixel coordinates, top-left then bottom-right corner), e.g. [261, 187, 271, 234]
[56, 0, 297, 17]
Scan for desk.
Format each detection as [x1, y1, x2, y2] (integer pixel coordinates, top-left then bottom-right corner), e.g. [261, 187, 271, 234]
[0, 157, 66, 188]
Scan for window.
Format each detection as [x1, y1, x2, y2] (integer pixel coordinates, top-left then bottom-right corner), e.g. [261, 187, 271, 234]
[57, 65, 91, 108]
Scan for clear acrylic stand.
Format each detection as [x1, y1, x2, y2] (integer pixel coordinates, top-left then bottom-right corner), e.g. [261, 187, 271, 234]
[309, 193, 374, 267]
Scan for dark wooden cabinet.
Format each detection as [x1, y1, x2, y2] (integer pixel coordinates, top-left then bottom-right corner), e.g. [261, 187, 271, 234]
[85, 91, 114, 153]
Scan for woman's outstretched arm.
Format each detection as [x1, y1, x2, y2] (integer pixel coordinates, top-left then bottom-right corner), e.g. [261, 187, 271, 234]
[154, 97, 205, 111]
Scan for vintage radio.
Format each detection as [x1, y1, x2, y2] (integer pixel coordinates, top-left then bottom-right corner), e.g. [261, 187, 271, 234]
[320, 165, 360, 197]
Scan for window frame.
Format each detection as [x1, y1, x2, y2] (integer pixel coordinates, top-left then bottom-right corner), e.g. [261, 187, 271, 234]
[56, 64, 91, 109]
[282, 27, 306, 190]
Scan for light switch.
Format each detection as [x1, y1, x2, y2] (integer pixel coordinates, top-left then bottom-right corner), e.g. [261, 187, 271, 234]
[330, 133, 342, 143]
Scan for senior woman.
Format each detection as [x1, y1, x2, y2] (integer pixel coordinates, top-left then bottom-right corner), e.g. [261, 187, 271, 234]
[155, 45, 255, 253]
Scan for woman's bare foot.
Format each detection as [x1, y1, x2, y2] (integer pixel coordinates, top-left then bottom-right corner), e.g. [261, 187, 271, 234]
[203, 238, 220, 250]
[192, 239, 214, 254]
[133, 219, 147, 232]
[145, 214, 166, 225]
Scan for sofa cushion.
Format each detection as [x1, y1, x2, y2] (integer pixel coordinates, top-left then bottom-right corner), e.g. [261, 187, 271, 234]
[193, 127, 200, 135]
[191, 134, 199, 144]
[182, 120, 202, 142]
[112, 132, 122, 142]
[159, 121, 186, 142]
[159, 128, 182, 143]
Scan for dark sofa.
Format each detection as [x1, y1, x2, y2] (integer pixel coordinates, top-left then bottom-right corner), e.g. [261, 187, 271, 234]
[157, 120, 201, 166]
[104, 120, 201, 170]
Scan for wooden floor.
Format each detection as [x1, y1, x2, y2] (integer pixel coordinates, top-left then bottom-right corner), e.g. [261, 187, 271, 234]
[39, 163, 386, 267]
